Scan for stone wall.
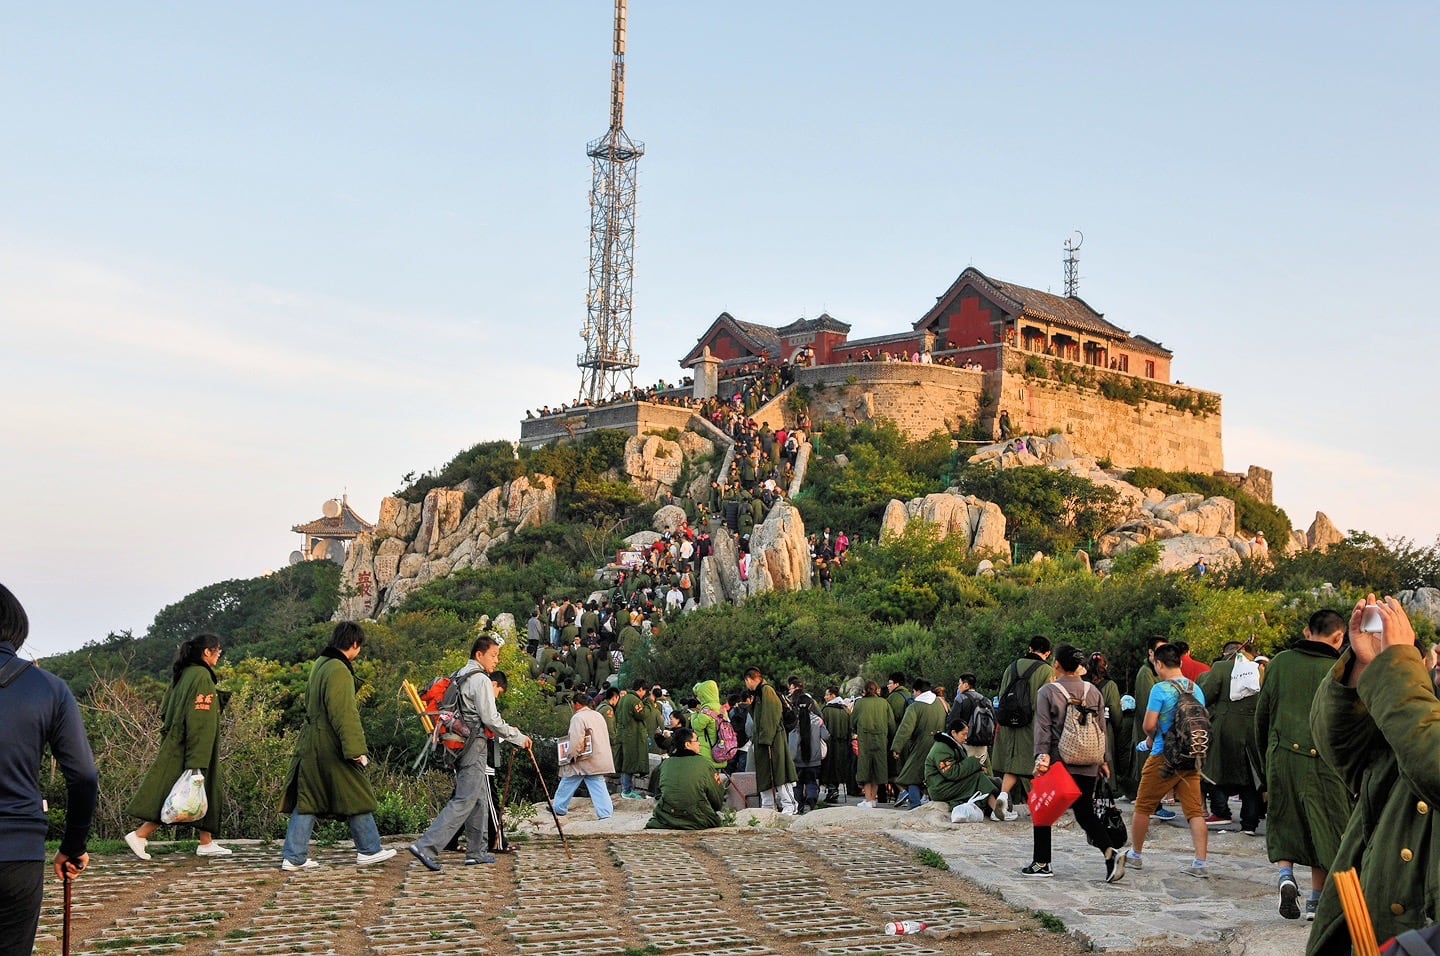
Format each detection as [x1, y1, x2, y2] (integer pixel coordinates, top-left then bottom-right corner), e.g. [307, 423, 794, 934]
[776, 363, 987, 437]
[519, 401, 698, 448]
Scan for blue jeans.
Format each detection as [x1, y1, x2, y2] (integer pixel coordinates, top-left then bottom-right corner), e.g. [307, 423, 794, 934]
[906, 784, 925, 807]
[282, 809, 381, 864]
[620, 772, 638, 795]
[413, 758, 492, 858]
[553, 774, 614, 818]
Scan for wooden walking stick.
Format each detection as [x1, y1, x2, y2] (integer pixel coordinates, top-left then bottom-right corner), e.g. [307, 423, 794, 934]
[62, 872, 73, 956]
[526, 746, 571, 858]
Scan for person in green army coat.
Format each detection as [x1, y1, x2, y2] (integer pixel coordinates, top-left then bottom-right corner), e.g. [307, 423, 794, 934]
[1255, 610, 1354, 922]
[923, 724, 999, 814]
[851, 681, 896, 808]
[279, 622, 396, 869]
[1196, 642, 1263, 833]
[1308, 597, 1440, 954]
[992, 637, 1054, 820]
[1126, 636, 1166, 801]
[1085, 652, 1125, 772]
[616, 681, 651, 800]
[645, 729, 724, 830]
[570, 638, 594, 689]
[744, 667, 798, 813]
[818, 687, 854, 803]
[596, 686, 620, 748]
[891, 679, 947, 808]
[124, 634, 229, 859]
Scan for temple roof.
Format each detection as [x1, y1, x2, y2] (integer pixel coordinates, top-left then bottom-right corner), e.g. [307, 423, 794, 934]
[1125, 334, 1174, 358]
[775, 313, 852, 336]
[917, 267, 1133, 341]
[292, 499, 375, 537]
[680, 312, 783, 367]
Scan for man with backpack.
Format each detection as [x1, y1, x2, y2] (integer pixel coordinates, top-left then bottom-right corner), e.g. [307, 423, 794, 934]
[992, 636, 1054, 822]
[1125, 643, 1211, 877]
[409, 636, 532, 870]
[949, 673, 995, 767]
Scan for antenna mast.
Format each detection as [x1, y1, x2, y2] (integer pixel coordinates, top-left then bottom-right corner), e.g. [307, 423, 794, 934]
[578, 0, 644, 404]
[1063, 230, 1083, 297]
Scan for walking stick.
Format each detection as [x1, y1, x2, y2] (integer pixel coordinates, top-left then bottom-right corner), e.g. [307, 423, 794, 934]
[62, 872, 73, 956]
[526, 745, 571, 858]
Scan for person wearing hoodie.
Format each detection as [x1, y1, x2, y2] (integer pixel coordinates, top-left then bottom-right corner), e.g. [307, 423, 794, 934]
[891, 678, 947, 809]
[690, 680, 728, 770]
[924, 723, 1000, 815]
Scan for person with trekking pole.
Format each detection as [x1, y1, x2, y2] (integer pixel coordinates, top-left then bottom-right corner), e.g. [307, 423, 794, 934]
[0, 581, 98, 956]
[743, 666, 798, 814]
[410, 635, 532, 870]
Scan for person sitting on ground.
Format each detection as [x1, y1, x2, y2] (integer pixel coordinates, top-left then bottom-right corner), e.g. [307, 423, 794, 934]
[924, 722, 999, 817]
[644, 728, 724, 830]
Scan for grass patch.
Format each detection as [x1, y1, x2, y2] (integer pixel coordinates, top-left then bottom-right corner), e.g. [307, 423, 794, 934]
[915, 848, 949, 870]
[1034, 911, 1067, 933]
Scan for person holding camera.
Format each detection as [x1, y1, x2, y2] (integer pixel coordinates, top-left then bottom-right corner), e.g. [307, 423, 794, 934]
[1306, 596, 1440, 955]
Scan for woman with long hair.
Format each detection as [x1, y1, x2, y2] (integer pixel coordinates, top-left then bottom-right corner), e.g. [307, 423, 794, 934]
[124, 634, 229, 859]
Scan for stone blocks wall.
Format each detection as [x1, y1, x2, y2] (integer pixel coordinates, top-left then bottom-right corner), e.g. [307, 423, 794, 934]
[779, 363, 987, 437]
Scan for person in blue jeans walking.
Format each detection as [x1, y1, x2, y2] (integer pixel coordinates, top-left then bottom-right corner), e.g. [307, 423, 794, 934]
[279, 622, 397, 870]
[409, 635, 532, 869]
[551, 695, 615, 819]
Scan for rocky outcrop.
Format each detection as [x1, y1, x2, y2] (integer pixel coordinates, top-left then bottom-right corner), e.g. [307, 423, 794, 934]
[336, 475, 558, 620]
[622, 432, 716, 501]
[1401, 588, 1440, 627]
[745, 502, 812, 597]
[1306, 512, 1345, 552]
[878, 491, 1008, 559]
[652, 505, 688, 535]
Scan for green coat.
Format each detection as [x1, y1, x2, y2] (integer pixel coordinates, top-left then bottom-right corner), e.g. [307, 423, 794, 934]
[616, 692, 650, 775]
[750, 681, 797, 791]
[690, 680, 727, 769]
[1308, 646, 1440, 956]
[1093, 677, 1124, 768]
[924, 732, 998, 809]
[852, 696, 896, 785]
[1197, 656, 1260, 789]
[126, 664, 224, 833]
[282, 651, 377, 817]
[992, 656, 1054, 776]
[645, 753, 723, 830]
[1126, 663, 1158, 796]
[1254, 640, 1350, 868]
[891, 696, 947, 787]
[571, 645, 594, 688]
[818, 700, 854, 788]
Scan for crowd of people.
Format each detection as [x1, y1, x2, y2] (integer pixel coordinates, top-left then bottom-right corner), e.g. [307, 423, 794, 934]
[6, 574, 1440, 956]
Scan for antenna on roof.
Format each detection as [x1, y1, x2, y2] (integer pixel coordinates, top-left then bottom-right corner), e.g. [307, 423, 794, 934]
[1063, 231, 1083, 297]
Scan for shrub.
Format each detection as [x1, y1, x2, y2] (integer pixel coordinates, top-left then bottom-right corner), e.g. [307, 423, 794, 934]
[1126, 467, 1293, 545]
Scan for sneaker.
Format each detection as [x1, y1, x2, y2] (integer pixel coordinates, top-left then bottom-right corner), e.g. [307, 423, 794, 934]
[465, 853, 497, 865]
[1203, 814, 1232, 826]
[1105, 851, 1126, 884]
[1304, 898, 1318, 922]
[408, 845, 441, 872]
[894, 793, 912, 809]
[1153, 807, 1177, 821]
[552, 807, 568, 816]
[281, 859, 319, 871]
[1001, 807, 1020, 822]
[856, 800, 875, 809]
[123, 831, 152, 861]
[196, 842, 233, 857]
[1183, 861, 1210, 879]
[1019, 862, 1054, 878]
[1279, 875, 1300, 919]
[1124, 850, 1143, 870]
[356, 848, 396, 866]
[1241, 828, 1260, 837]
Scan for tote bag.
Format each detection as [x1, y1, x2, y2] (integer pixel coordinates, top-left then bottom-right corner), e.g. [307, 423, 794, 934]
[1028, 762, 1081, 827]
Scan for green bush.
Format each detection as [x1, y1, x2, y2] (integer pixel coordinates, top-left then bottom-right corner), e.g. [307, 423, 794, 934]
[956, 462, 1126, 556]
[1125, 467, 1293, 545]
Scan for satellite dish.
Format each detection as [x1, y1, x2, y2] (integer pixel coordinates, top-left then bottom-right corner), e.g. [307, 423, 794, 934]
[288, 550, 304, 566]
[324, 540, 348, 564]
[322, 499, 342, 518]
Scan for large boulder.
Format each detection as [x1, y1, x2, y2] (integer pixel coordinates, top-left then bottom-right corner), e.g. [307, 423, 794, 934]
[1174, 496, 1236, 538]
[697, 552, 725, 608]
[623, 530, 664, 551]
[969, 498, 1008, 557]
[709, 530, 744, 605]
[1306, 512, 1345, 552]
[879, 499, 909, 540]
[413, 488, 467, 555]
[917, 494, 972, 549]
[746, 502, 811, 595]
[652, 505, 688, 534]
[1152, 535, 1242, 574]
[623, 434, 685, 499]
[376, 497, 423, 541]
[1400, 588, 1440, 627]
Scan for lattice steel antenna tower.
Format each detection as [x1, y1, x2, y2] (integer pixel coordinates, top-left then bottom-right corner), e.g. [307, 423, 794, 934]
[578, 0, 644, 404]
[1063, 230, 1083, 297]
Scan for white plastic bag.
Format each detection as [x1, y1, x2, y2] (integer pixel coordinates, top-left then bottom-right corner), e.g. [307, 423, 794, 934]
[950, 792, 987, 824]
[1229, 655, 1262, 701]
[161, 769, 208, 824]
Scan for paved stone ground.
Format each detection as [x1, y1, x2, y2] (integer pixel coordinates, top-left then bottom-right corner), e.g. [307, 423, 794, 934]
[30, 799, 1309, 956]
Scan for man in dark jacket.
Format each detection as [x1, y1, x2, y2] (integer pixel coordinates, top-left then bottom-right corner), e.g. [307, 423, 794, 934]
[0, 582, 98, 956]
[280, 622, 397, 870]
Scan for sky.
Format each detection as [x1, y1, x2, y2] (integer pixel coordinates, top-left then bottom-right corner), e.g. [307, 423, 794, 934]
[4, 3, 1437, 659]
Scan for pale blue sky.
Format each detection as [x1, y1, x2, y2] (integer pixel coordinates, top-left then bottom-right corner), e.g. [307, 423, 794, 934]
[4, 3, 1437, 658]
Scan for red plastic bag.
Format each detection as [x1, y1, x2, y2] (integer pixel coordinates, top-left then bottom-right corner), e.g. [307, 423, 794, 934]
[1028, 762, 1081, 827]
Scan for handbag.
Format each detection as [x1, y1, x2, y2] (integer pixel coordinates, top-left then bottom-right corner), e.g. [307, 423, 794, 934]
[1058, 696, 1107, 766]
[1028, 762, 1081, 827]
[1089, 778, 1129, 850]
[161, 769, 208, 824]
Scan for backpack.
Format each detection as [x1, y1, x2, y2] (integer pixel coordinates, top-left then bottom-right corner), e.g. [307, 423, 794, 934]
[964, 691, 997, 747]
[420, 670, 478, 772]
[1161, 679, 1211, 775]
[1057, 691, 1107, 766]
[996, 660, 1043, 728]
[703, 707, 739, 763]
[778, 690, 798, 732]
[1384, 925, 1440, 956]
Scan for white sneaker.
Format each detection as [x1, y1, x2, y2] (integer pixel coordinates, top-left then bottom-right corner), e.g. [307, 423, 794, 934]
[281, 859, 320, 871]
[124, 831, 151, 861]
[196, 842, 232, 857]
[995, 792, 1010, 818]
[356, 848, 397, 866]
[857, 800, 875, 809]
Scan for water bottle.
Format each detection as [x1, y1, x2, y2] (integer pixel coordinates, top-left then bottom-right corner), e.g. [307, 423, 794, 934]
[885, 920, 927, 935]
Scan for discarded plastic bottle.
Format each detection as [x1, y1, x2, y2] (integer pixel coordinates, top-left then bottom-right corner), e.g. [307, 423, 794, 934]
[884, 920, 927, 935]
